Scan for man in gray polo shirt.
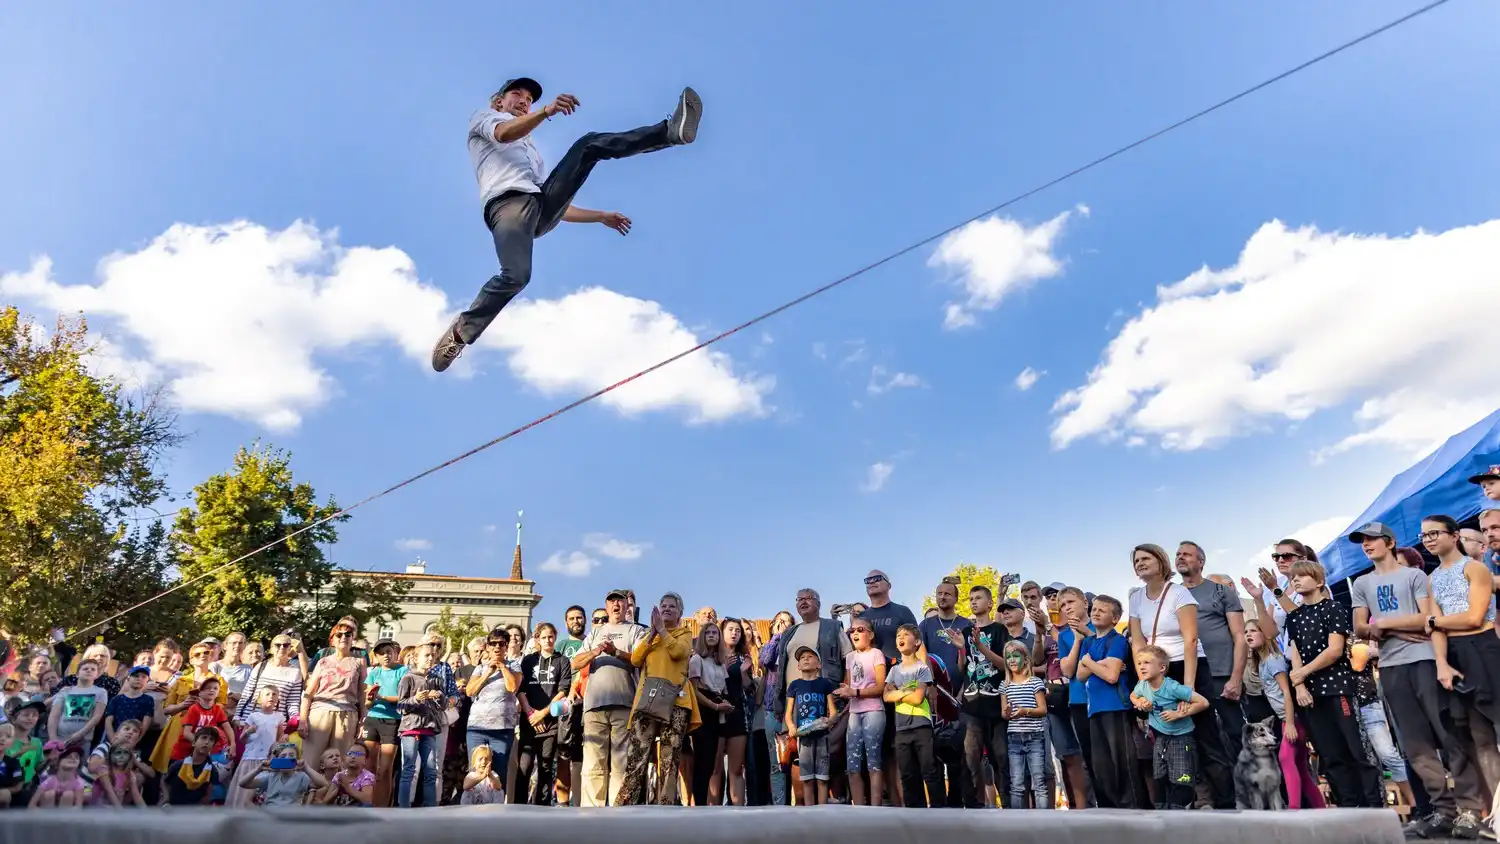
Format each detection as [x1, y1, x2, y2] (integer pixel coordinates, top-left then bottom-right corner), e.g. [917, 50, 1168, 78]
[432, 76, 703, 371]
[571, 588, 645, 806]
[1350, 521, 1485, 840]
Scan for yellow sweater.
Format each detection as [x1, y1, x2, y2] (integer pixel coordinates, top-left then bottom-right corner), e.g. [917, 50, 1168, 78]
[628, 626, 701, 732]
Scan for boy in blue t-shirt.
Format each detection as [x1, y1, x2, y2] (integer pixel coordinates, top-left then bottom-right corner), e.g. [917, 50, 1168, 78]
[1130, 644, 1208, 810]
[361, 638, 408, 809]
[1071, 595, 1140, 809]
[785, 645, 837, 806]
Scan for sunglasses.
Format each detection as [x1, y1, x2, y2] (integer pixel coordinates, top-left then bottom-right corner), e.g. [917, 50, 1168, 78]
[274, 642, 293, 649]
[592, 616, 607, 624]
[333, 630, 353, 639]
[1270, 552, 1301, 562]
[863, 575, 888, 585]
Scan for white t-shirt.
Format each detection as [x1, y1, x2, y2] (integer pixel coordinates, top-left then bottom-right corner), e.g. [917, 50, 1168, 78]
[468, 108, 545, 207]
[241, 710, 285, 760]
[1129, 583, 1205, 662]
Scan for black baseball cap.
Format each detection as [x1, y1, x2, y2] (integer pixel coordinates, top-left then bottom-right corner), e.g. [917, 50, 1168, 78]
[1348, 521, 1396, 543]
[497, 77, 543, 101]
[998, 598, 1024, 611]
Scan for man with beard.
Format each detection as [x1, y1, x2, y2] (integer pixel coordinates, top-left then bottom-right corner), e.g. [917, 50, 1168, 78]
[554, 604, 588, 805]
[1175, 541, 1242, 807]
[558, 606, 588, 659]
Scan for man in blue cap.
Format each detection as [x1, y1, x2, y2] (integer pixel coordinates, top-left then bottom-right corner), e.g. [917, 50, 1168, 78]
[432, 78, 703, 371]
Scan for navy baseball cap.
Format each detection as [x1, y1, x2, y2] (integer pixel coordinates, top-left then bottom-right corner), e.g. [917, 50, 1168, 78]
[497, 77, 542, 101]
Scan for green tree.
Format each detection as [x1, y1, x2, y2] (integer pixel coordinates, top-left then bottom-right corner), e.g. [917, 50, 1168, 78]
[431, 604, 489, 653]
[0, 307, 183, 645]
[921, 562, 1019, 614]
[288, 571, 411, 643]
[172, 442, 351, 640]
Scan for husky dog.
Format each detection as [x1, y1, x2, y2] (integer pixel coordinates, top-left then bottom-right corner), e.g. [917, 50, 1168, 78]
[1234, 717, 1286, 810]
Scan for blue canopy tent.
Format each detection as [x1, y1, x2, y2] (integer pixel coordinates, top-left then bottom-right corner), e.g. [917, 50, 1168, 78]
[1320, 407, 1500, 584]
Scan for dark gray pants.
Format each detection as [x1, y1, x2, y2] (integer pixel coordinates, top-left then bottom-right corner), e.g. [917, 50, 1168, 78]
[1384, 658, 1488, 815]
[455, 120, 672, 344]
[1207, 675, 1246, 762]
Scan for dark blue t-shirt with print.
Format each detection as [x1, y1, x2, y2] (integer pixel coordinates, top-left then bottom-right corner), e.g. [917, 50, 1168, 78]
[787, 677, 836, 735]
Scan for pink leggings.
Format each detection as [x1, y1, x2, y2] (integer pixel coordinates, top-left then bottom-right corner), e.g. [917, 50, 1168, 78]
[1279, 718, 1327, 810]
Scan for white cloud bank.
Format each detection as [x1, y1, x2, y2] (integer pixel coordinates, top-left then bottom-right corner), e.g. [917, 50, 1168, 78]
[0, 220, 772, 430]
[540, 532, 650, 578]
[930, 207, 1083, 330]
[582, 533, 648, 561]
[539, 551, 598, 578]
[1052, 219, 1500, 458]
[1014, 367, 1042, 391]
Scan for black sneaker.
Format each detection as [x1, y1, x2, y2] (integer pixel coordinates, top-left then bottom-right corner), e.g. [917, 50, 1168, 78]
[1453, 811, 1484, 840]
[1406, 813, 1454, 840]
[667, 87, 702, 145]
[431, 320, 466, 372]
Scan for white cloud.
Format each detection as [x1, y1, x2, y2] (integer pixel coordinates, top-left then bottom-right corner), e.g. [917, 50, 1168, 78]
[483, 286, 773, 424]
[1014, 367, 1043, 391]
[394, 538, 432, 552]
[0, 222, 449, 431]
[1244, 515, 1353, 574]
[812, 342, 828, 361]
[482, 524, 498, 534]
[582, 533, 648, 561]
[862, 461, 894, 493]
[840, 341, 869, 367]
[539, 551, 598, 578]
[867, 365, 925, 395]
[1052, 219, 1500, 457]
[930, 207, 1081, 330]
[1, 220, 772, 430]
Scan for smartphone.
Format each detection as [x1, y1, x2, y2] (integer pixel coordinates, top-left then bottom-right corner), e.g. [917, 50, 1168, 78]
[270, 757, 295, 770]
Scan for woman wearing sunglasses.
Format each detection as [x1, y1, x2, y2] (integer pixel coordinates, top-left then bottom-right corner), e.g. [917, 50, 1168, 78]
[298, 622, 368, 765]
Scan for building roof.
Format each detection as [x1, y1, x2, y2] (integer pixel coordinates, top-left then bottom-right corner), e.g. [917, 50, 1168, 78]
[340, 569, 534, 585]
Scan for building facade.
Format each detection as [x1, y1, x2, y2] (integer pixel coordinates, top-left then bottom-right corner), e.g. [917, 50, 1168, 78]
[329, 543, 541, 649]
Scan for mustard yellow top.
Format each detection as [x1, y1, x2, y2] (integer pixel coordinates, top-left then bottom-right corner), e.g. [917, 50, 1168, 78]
[628, 625, 701, 732]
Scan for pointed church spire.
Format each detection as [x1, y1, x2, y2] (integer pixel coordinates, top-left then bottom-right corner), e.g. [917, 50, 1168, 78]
[510, 509, 524, 580]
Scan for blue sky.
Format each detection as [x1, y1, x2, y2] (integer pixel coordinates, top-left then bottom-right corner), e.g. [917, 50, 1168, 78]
[4, 2, 1499, 623]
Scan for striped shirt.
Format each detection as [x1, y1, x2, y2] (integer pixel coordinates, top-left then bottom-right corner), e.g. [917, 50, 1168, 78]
[1002, 677, 1047, 734]
[235, 662, 304, 722]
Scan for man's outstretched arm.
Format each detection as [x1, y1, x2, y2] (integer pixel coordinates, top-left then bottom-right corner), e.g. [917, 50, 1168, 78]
[493, 94, 579, 143]
[564, 206, 631, 234]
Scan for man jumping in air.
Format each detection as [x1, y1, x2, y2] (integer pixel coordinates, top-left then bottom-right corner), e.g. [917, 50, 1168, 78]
[431, 77, 703, 371]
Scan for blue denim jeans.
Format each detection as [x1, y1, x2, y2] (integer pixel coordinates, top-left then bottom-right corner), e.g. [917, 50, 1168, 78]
[467, 727, 516, 786]
[399, 733, 439, 808]
[1007, 730, 1048, 809]
[845, 708, 886, 773]
[1358, 702, 1408, 782]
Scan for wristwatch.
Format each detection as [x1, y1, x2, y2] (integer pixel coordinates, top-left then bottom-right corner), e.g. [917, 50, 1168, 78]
[1272, 588, 1284, 598]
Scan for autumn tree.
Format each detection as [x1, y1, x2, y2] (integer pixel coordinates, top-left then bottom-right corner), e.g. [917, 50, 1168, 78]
[431, 604, 489, 653]
[921, 562, 1021, 614]
[173, 442, 405, 640]
[0, 307, 183, 645]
